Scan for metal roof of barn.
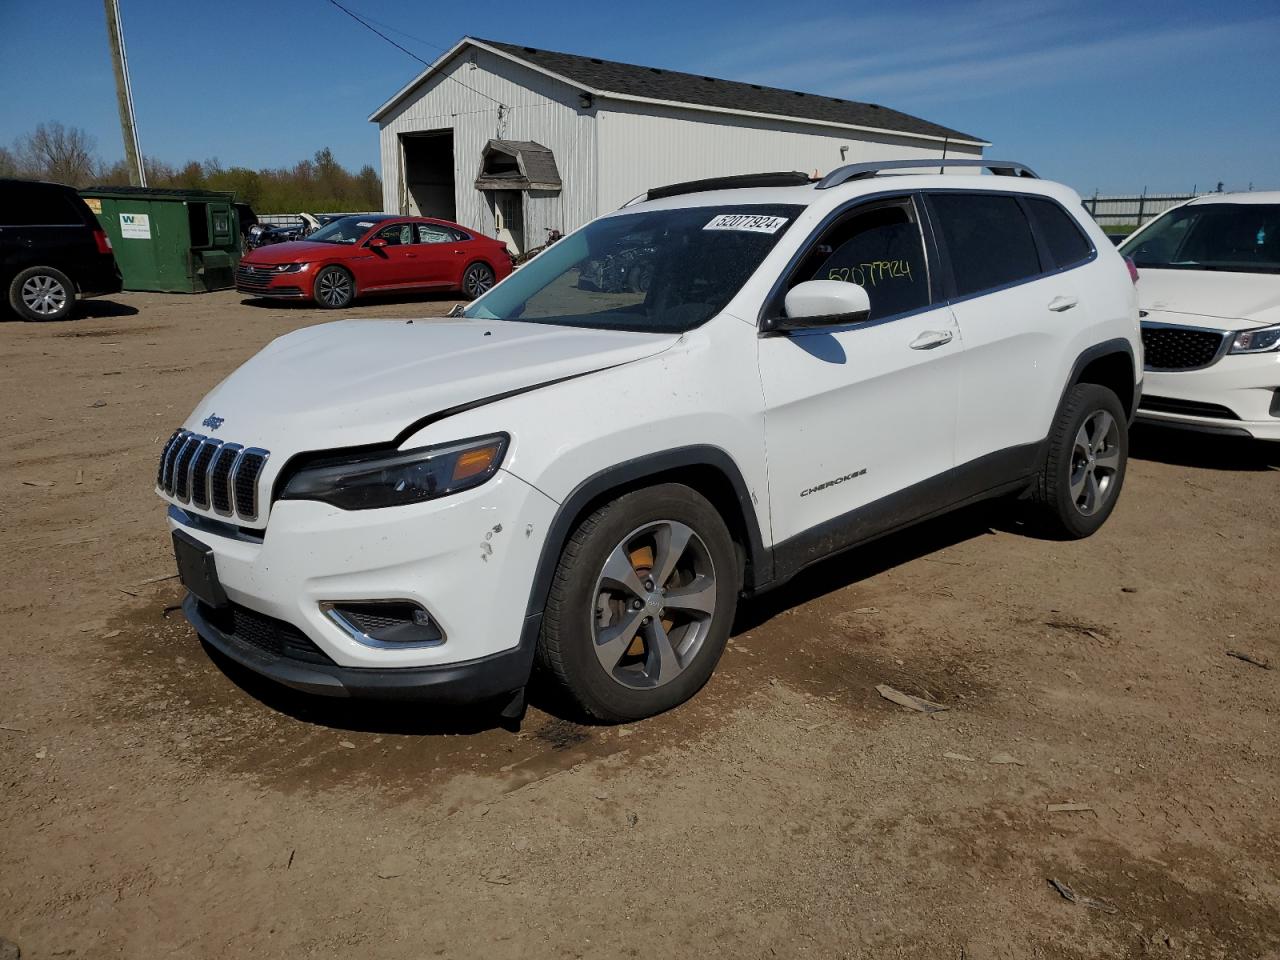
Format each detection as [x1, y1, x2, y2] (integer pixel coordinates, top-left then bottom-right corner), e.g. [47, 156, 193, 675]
[370, 37, 987, 147]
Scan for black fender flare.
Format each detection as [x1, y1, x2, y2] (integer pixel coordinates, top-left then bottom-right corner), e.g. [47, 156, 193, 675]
[1031, 337, 1139, 472]
[1062, 337, 1139, 420]
[510, 445, 770, 678]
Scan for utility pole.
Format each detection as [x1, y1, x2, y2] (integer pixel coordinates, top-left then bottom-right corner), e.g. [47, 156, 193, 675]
[103, 0, 146, 186]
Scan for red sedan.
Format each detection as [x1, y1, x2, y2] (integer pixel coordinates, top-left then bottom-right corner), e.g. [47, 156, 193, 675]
[236, 215, 513, 308]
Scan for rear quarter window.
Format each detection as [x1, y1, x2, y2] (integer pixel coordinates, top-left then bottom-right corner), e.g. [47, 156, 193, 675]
[1024, 197, 1093, 268]
[0, 184, 85, 226]
[929, 193, 1042, 298]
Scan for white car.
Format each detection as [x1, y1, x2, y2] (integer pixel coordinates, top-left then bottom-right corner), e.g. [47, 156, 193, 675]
[1121, 192, 1280, 439]
[156, 160, 1140, 722]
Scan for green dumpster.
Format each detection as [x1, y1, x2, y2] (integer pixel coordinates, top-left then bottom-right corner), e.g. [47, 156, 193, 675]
[80, 186, 241, 293]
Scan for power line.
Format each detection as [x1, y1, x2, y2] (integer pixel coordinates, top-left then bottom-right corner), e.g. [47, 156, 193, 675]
[339, 4, 453, 55]
[325, 0, 506, 110]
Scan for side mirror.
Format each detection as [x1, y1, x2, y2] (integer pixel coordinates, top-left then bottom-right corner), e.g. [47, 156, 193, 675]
[775, 280, 871, 331]
[368, 237, 388, 249]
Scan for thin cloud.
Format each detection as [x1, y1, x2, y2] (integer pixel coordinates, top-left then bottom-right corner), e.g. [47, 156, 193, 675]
[699, 6, 1277, 109]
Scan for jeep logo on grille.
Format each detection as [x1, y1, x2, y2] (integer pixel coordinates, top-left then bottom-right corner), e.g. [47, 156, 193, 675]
[201, 413, 225, 431]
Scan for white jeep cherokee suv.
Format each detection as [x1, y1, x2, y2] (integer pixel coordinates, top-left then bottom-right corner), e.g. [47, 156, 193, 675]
[157, 160, 1140, 722]
[1120, 192, 1280, 439]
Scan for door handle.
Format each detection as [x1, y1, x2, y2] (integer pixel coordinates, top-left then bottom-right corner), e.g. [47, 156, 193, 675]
[1048, 295, 1078, 312]
[909, 330, 954, 350]
[453, 249, 465, 255]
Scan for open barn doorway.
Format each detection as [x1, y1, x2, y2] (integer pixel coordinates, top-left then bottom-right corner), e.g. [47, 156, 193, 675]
[399, 130, 455, 221]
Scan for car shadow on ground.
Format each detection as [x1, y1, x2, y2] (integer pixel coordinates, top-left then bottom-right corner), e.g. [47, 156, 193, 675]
[202, 642, 524, 735]
[1130, 423, 1279, 471]
[732, 500, 1001, 634]
[199, 500, 1007, 735]
[0, 298, 140, 322]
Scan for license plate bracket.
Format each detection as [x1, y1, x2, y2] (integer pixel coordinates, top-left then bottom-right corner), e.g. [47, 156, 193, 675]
[172, 529, 229, 609]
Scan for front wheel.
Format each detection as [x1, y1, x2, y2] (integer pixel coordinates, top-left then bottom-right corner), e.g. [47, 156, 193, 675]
[9, 267, 75, 321]
[537, 484, 740, 722]
[1029, 383, 1129, 538]
[461, 262, 495, 300]
[313, 266, 354, 309]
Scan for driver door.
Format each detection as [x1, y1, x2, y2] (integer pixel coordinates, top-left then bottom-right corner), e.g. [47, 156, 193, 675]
[757, 194, 961, 558]
[361, 221, 418, 290]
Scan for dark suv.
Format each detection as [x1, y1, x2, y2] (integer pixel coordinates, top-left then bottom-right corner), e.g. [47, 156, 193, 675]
[1, 179, 122, 321]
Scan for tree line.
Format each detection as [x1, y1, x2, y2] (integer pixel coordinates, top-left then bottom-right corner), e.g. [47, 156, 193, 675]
[0, 122, 382, 214]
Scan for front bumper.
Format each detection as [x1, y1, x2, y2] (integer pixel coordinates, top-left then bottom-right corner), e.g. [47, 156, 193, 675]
[235, 280, 307, 299]
[185, 595, 540, 701]
[1137, 351, 1280, 440]
[166, 469, 560, 699]
[235, 264, 309, 300]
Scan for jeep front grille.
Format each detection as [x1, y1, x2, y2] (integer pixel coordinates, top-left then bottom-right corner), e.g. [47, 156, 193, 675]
[157, 430, 270, 522]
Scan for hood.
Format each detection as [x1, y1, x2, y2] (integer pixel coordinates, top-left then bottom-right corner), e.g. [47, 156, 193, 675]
[1136, 269, 1280, 327]
[243, 240, 349, 262]
[186, 318, 678, 452]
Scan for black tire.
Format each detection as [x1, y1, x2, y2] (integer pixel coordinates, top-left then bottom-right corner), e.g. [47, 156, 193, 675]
[537, 483, 740, 723]
[312, 266, 355, 309]
[9, 266, 75, 321]
[1029, 383, 1129, 539]
[461, 262, 495, 300]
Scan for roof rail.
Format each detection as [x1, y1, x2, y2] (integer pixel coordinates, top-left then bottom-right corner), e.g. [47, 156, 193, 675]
[643, 171, 813, 203]
[815, 159, 1038, 190]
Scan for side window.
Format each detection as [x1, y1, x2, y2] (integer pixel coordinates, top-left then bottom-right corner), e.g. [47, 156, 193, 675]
[416, 223, 466, 244]
[0, 186, 82, 226]
[1024, 198, 1093, 268]
[376, 223, 412, 246]
[929, 193, 1042, 298]
[788, 198, 931, 321]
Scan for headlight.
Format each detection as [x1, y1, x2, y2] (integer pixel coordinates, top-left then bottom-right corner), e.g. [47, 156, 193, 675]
[1228, 324, 1280, 354]
[280, 434, 508, 510]
[274, 262, 307, 273]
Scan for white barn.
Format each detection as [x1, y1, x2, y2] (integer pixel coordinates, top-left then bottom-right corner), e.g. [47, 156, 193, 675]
[371, 37, 987, 254]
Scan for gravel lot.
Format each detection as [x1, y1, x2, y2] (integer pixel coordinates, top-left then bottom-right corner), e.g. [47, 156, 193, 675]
[2, 290, 1278, 959]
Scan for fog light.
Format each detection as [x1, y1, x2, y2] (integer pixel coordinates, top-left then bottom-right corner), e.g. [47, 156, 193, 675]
[321, 601, 445, 648]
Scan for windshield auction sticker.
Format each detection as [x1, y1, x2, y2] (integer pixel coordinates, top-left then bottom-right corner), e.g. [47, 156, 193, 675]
[703, 214, 788, 234]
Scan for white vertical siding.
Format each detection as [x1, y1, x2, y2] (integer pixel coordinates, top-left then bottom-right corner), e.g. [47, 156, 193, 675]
[594, 100, 983, 212]
[377, 49, 594, 243]
[376, 47, 983, 238]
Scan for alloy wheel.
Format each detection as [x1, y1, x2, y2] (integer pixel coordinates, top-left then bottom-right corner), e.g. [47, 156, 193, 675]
[1069, 409, 1121, 516]
[317, 270, 351, 307]
[591, 520, 717, 690]
[464, 265, 494, 297]
[21, 275, 68, 317]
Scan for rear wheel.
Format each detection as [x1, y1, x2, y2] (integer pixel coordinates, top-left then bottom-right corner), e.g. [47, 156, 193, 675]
[9, 267, 74, 321]
[313, 266, 354, 309]
[461, 262, 495, 299]
[537, 484, 739, 722]
[1030, 383, 1128, 538]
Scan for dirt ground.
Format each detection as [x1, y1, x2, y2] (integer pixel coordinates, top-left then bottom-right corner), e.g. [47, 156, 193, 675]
[1, 289, 1278, 960]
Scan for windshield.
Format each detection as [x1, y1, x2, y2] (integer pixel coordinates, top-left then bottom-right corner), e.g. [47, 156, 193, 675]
[306, 216, 384, 245]
[1121, 203, 1280, 273]
[464, 204, 803, 332]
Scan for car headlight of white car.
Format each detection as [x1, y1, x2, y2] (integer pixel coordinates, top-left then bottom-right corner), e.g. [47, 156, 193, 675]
[1228, 324, 1280, 355]
[280, 434, 508, 510]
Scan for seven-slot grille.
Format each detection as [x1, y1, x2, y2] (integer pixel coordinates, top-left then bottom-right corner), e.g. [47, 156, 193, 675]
[157, 430, 269, 521]
[1140, 323, 1228, 371]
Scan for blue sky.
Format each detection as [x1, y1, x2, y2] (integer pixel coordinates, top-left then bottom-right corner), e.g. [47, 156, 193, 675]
[1, 0, 1277, 194]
